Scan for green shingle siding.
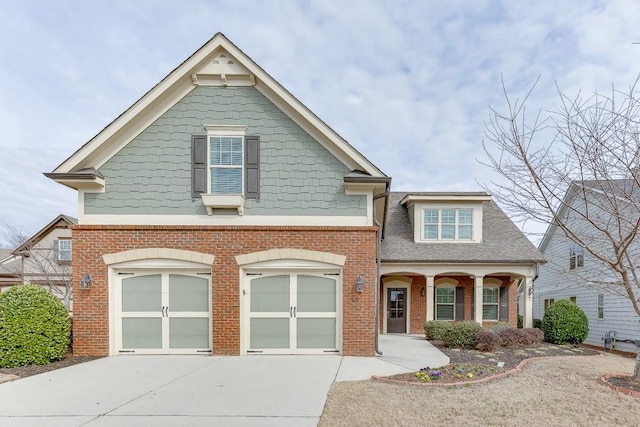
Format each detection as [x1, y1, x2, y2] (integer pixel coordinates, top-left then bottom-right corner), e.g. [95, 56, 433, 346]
[85, 86, 366, 216]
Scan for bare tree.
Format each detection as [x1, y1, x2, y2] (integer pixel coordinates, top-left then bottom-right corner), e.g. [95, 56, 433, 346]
[1, 222, 72, 310]
[482, 75, 640, 380]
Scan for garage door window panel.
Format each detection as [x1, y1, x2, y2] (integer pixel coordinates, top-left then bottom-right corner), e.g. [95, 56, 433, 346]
[169, 318, 210, 349]
[250, 318, 290, 349]
[169, 275, 209, 312]
[122, 318, 162, 349]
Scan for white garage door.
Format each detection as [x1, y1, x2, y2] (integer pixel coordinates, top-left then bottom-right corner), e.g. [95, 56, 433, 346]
[246, 272, 340, 354]
[116, 272, 211, 354]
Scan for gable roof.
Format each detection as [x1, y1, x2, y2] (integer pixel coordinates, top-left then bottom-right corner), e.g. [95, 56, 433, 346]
[13, 214, 77, 255]
[382, 192, 544, 263]
[46, 33, 387, 187]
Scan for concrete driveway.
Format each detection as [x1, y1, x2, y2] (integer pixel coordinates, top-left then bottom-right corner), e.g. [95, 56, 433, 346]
[0, 335, 448, 426]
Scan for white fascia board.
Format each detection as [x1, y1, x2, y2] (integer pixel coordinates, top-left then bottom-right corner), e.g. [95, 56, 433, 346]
[401, 194, 493, 205]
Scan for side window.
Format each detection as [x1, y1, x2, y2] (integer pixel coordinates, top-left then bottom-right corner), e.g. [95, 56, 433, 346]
[597, 294, 604, 320]
[569, 244, 584, 270]
[53, 239, 72, 261]
[543, 298, 554, 312]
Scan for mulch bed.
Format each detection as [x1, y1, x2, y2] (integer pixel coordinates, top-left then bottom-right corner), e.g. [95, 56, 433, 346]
[605, 375, 640, 393]
[0, 354, 102, 379]
[384, 341, 601, 385]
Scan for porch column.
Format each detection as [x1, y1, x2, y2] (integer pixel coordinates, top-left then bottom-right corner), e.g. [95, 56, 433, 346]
[523, 276, 534, 328]
[426, 275, 434, 321]
[474, 275, 483, 325]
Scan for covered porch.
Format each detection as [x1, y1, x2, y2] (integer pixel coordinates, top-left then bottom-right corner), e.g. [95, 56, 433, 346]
[379, 264, 535, 335]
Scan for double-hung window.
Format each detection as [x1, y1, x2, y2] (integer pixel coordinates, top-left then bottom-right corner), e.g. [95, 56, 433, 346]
[209, 136, 243, 194]
[569, 244, 584, 270]
[597, 294, 604, 319]
[435, 286, 455, 320]
[54, 239, 72, 261]
[482, 287, 499, 320]
[424, 208, 473, 241]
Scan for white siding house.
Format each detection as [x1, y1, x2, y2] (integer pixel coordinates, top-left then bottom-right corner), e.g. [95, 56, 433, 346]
[534, 181, 640, 353]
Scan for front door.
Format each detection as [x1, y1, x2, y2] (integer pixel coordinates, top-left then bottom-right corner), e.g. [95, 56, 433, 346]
[117, 272, 211, 354]
[387, 288, 406, 333]
[246, 272, 339, 354]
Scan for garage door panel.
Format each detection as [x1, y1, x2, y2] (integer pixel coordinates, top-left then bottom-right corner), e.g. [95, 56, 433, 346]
[122, 318, 162, 349]
[250, 318, 290, 349]
[169, 318, 209, 349]
[169, 275, 209, 312]
[297, 318, 336, 349]
[250, 275, 290, 312]
[122, 275, 162, 312]
[297, 275, 336, 313]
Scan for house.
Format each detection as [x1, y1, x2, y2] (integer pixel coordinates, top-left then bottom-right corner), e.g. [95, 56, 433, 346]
[0, 214, 76, 310]
[45, 33, 540, 357]
[379, 192, 544, 334]
[534, 179, 640, 353]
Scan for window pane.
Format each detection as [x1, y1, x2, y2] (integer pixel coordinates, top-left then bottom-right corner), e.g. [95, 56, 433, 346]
[424, 225, 438, 240]
[424, 209, 439, 224]
[458, 225, 472, 240]
[297, 318, 336, 349]
[441, 209, 455, 224]
[437, 305, 454, 320]
[297, 275, 336, 313]
[436, 287, 454, 303]
[483, 287, 499, 304]
[483, 305, 498, 320]
[211, 168, 242, 194]
[458, 209, 473, 224]
[210, 137, 243, 166]
[441, 225, 455, 240]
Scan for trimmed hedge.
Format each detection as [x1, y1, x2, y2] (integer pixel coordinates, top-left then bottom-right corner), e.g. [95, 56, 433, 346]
[542, 299, 588, 345]
[475, 331, 503, 352]
[423, 320, 452, 341]
[440, 321, 482, 349]
[0, 285, 71, 368]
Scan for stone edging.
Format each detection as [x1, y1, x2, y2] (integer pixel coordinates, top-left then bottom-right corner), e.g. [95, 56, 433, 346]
[0, 374, 19, 384]
[601, 374, 640, 398]
[372, 353, 604, 387]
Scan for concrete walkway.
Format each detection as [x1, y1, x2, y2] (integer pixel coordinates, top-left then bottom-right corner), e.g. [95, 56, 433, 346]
[0, 335, 448, 426]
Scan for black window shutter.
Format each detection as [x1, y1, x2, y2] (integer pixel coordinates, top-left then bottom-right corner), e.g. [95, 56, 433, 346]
[192, 135, 207, 198]
[455, 287, 465, 320]
[244, 135, 260, 200]
[499, 287, 509, 321]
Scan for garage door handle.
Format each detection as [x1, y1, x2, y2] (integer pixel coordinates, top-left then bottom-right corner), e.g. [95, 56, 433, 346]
[290, 306, 293, 317]
[293, 307, 296, 318]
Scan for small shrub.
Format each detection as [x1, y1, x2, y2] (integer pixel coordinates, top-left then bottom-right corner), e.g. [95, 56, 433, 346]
[517, 314, 523, 329]
[522, 328, 544, 345]
[424, 320, 452, 341]
[475, 331, 503, 352]
[0, 285, 71, 368]
[497, 327, 520, 348]
[533, 318, 543, 329]
[440, 321, 482, 349]
[488, 322, 512, 334]
[542, 300, 589, 344]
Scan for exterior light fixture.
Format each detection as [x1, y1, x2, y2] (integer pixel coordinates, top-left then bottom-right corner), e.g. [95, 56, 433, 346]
[355, 274, 364, 293]
[80, 274, 92, 290]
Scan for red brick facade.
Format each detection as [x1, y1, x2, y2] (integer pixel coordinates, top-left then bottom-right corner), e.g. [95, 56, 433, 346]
[71, 225, 377, 357]
[379, 274, 518, 334]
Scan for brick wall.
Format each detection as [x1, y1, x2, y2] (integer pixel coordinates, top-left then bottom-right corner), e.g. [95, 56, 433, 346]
[71, 225, 377, 357]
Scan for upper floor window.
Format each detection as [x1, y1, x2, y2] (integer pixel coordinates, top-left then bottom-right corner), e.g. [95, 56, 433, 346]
[423, 208, 473, 241]
[569, 244, 584, 270]
[54, 239, 72, 261]
[209, 136, 243, 194]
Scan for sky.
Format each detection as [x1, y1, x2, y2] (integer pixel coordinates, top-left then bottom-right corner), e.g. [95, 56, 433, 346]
[1, 0, 639, 247]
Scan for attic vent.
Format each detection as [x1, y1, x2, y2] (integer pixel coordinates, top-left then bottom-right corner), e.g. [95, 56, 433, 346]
[213, 59, 219, 64]
[220, 54, 227, 58]
[227, 60, 234, 64]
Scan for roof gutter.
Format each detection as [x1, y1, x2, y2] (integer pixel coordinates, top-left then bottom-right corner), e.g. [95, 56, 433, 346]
[373, 186, 390, 356]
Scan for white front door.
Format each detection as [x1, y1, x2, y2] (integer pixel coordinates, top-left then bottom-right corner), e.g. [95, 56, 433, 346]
[116, 272, 211, 354]
[246, 272, 339, 354]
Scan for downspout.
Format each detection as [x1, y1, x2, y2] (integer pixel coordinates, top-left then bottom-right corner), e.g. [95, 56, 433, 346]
[373, 189, 390, 356]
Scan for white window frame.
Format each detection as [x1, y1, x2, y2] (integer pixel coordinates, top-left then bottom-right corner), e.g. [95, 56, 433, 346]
[435, 285, 455, 321]
[597, 294, 604, 320]
[205, 125, 246, 196]
[569, 244, 584, 270]
[417, 204, 481, 243]
[56, 238, 72, 261]
[482, 286, 499, 321]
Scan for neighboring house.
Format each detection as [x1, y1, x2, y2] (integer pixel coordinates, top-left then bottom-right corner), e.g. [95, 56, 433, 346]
[45, 33, 540, 357]
[534, 180, 640, 353]
[0, 214, 76, 310]
[379, 192, 544, 334]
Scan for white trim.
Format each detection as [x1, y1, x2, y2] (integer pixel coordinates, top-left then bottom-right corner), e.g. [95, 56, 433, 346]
[103, 248, 214, 266]
[204, 125, 247, 135]
[78, 213, 369, 226]
[380, 263, 537, 279]
[236, 248, 346, 267]
[416, 204, 483, 243]
[382, 278, 411, 334]
[402, 194, 492, 204]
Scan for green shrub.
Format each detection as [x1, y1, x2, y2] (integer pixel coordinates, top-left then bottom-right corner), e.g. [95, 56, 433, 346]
[440, 321, 482, 349]
[533, 318, 543, 329]
[475, 331, 503, 352]
[542, 300, 588, 345]
[0, 285, 71, 368]
[423, 320, 453, 341]
[517, 314, 523, 329]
